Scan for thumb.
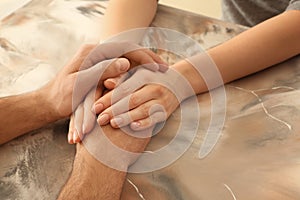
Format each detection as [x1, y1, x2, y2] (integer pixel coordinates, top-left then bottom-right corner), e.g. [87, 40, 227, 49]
[104, 72, 129, 89]
[72, 58, 130, 109]
[64, 44, 96, 74]
[99, 58, 130, 81]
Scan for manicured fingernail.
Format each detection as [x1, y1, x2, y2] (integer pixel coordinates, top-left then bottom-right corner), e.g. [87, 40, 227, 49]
[116, 58, 129, 71]
[153, 63, 159, 70]
[68, 132, 72, 143]
[92, 103, 103, 113]
[145, 63, 160, 72]
[160, 64, 169, 72]
[97, 113, 110, 125]
[131, 122, 141, 129]
[111, 117, 124, 127]
[107, 79, 116, 87]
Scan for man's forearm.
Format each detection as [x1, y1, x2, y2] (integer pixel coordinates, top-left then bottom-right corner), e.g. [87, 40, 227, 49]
[58, 124, 151, 199]
[0, 90, 58, 144]
[101, 0, 157, 40]
[58, 143, 127, 200]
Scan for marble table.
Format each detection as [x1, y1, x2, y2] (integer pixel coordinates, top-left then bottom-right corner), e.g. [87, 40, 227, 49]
[1, 1, 300, 199]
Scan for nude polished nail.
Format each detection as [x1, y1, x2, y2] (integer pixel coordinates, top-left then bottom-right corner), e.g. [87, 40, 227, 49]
[111, 117, 123, 127]
[68, 132, 72, 143]
[131, 122, 141, 130]
[92, 103, 103, 113]
[97, 114, 110, 125]
[118, 58, 129, 71]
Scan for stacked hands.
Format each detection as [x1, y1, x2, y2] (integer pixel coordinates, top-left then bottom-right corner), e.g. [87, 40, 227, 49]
[44, 41, 196, 168]
[64, 42, 186, 146]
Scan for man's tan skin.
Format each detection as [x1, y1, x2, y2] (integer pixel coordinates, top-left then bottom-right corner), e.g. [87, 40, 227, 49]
[0, 1, 164, 198]
[0, 45, 97, 144]
[0, 44, 159, 199]
[58, 125, 151, 199]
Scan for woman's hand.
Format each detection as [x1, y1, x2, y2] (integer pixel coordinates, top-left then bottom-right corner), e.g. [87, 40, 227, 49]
[94, 66, 195, 131]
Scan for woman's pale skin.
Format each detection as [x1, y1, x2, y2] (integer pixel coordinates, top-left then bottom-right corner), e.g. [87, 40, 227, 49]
[68, 0, 165, 144]
[70, 2, 300, 136]
[93, 5, 300, 130]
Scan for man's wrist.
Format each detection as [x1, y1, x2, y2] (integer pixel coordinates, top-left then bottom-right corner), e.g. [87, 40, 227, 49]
[34, 88, 61, 123]
[58, 143, 127, 200]
[75, 143, 127, 180]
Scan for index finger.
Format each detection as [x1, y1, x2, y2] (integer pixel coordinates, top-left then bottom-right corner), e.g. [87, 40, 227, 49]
[79, 42, 144, 70]
[93, 68, 154, 114]
[64, 44, 96, 73]
[72, 58, 129, 110]
[124, 49, 168, 72]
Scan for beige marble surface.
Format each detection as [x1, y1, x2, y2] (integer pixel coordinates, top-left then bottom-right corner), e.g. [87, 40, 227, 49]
[0, 1, 299, 199]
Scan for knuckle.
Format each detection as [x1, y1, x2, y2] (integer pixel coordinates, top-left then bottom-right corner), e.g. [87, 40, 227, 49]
[118, 84, 131, 95]
[145, 117, 155, 127]
[152, 85, 164, 96]
[140, 104, 150, 116]
[105, 109, 113, 118]
[130, 95, 140, 107]
[140, 119, 151, 128]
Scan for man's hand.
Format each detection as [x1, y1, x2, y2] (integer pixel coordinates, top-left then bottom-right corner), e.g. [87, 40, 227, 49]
[67, 43, 167, 144]
[38, 44, 131, 121]
[58, 79, 152, 200]
[39, 42, 167, 122]
[0, 44, 129, 144]
[58, 123, 152, 200]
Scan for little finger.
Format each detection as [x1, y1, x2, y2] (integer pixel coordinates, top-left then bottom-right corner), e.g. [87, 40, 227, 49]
[130, 111, 167, 131]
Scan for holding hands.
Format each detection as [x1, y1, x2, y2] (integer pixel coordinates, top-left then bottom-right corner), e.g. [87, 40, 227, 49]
[69, 60, 196, 145]
[94, 67, 189, 131]
[67, 42, 168, 144]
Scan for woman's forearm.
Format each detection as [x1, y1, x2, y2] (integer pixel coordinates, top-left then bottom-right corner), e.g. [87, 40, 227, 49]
[174, 10, 300, 94]
[208, 10, 300, 84]
[101, 0, 158, 40]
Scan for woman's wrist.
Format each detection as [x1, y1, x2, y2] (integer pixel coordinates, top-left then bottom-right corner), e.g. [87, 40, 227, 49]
[171, 59, 208, 95]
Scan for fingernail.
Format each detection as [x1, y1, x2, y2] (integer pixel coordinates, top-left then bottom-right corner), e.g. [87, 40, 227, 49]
[77, 128, 83, 141]
[118, 59, 129, 71]
[131, 122, 141, 129]
[92, 103, 103, 113]
[73, 130, 77, 143]
[155, 63, 160, 69]
[82, 124, 91, 135]
[111, 117, 123, 127]
[107, 79, 116, 87]
[82, 125, 87, 134]
[145, 63, 159, 72]
[68, 132, 72, 143]
[97, 113, 110, 125]
[160, 64, 169, 72]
